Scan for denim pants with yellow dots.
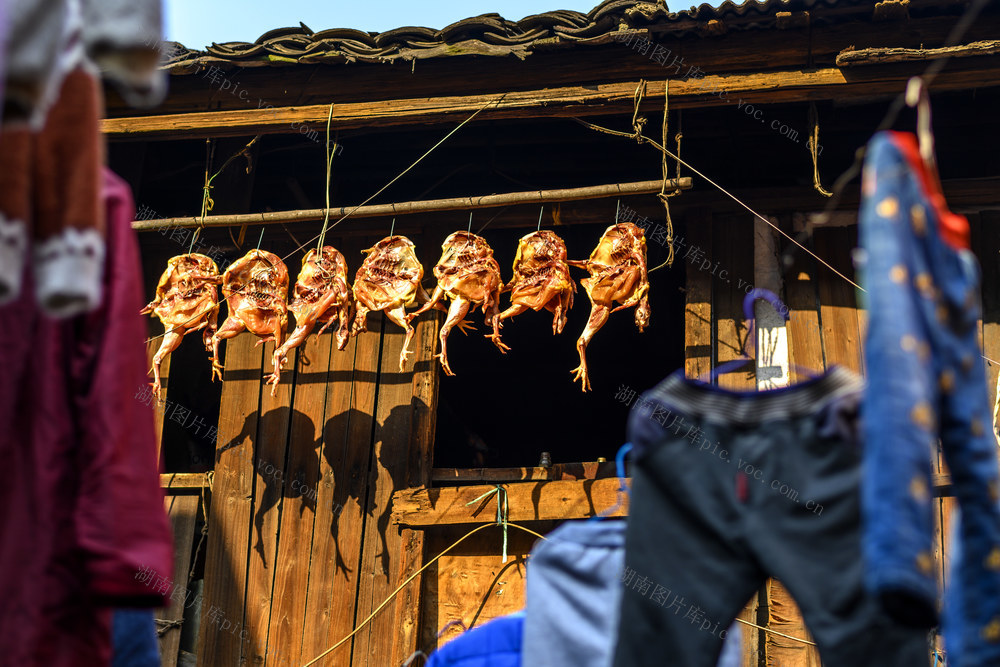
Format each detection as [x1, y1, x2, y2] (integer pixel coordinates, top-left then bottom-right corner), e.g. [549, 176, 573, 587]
[859, 131, 1000, 665]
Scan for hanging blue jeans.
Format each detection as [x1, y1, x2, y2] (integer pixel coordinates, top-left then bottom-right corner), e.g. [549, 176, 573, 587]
[859, 130, 1000, 665]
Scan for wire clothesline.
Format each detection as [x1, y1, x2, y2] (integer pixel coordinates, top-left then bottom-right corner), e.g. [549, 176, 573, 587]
[299, 521, 547, 667]
[298, 517, 816, 667]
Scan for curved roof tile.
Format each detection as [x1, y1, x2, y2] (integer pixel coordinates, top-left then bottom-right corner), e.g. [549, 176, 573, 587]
[161, 0, 881, 73]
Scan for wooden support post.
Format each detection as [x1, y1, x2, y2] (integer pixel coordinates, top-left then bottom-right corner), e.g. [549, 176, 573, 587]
[755, 216, 819, 667]
[196, 335, 264, 667]
[684, 207, 713, 379]
[158, 495, 200, 667]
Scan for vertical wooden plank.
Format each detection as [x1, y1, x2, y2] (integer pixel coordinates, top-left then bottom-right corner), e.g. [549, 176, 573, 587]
[933, 444, 949, 661]
[299, 309, 381, 666]
[243, 340, 296, 665]
[711, 216, 759, 667]
[977, 213, 1000, 448]
[846, 224, 867, 374]
[713, 215, 755, 391]
[429, 526, 537, 648]
[969, 214, 984, 352]
[764, 579, 818, 667]
[779, 224, 826, 667]
[197, 334, 264, 667]
[392, 310, 442, 662]
[754, 216, 790, 391]
[780, 229, 831, 667]
[813, 228, 862, 373]
[264, 330, 335, 667]
[685, 207, 713, 379]
[158, 494, 200, 667]
[755, 218, 818, 667]
[784, 233, 825, 378]
[352, 307, 431, 667]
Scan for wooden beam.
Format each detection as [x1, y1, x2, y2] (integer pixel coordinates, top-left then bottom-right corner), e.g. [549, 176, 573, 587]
[391, 479, 628, 527]
[131, 178, 693, 231]
[102, 63, 1000, 140]
[161, 472, 210, 490]
[163, 460, 955, 499]
[837, 40, 1000, 67]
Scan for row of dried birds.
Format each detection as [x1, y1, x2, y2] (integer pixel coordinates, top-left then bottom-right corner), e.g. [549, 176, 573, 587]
[143, 222, 650, 396]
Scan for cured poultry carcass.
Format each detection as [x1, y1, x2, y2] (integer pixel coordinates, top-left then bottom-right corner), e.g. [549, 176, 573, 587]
[352, 235, 432, 372]
[141, 253, 221, 398]
[408, 231, 508, 376]
[210, 249, 289, 385]
[269, 246, 352, 395]
[568, 223, 650, 392]
[500, 230, 576, 334]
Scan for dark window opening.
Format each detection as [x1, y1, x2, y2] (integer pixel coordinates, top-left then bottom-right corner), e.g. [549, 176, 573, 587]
[159, 326, 223, 473]
[432, 221, 685, 470]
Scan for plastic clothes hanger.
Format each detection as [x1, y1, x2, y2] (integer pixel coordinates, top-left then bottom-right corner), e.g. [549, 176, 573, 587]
[700, 288, 820, 383]
[591, 442, 633, 520]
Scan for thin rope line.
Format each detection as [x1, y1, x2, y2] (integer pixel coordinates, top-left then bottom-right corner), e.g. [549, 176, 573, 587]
[316, 103, 337, 252]
[734, 617, 816, 646]
[650, 78, 677, 273]
[283, 94, 506, 262]
[299, 521, 544, 667]
[572, 117, 862, 291]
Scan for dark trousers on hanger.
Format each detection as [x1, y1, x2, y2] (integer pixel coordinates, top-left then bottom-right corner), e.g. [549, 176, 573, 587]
[613, 368, 929, 667]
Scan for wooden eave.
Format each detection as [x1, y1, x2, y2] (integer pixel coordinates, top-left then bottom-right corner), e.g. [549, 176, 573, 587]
[103, 54, 1000, 141]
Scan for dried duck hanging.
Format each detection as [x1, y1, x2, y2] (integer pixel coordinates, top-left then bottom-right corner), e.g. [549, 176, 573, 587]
[409, 231, 507, 376]
[500, 230, 576, 334]
[141, 253, 221, 398]
[210, 249, 289, 386]
[270, 246, 353, 395]
[352, 235, 429, 371]
[568, 222, 650, 392]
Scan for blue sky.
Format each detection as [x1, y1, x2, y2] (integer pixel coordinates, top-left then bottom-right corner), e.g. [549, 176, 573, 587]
[166, 0, 610, 49]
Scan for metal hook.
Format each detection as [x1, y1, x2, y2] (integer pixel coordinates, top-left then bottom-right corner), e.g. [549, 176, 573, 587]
[537, 205, 544, 232]
[256, 228, 264, 251]
[390, 217, 396, 237]
[615, 199, 621, 224]
[463, 211, 473, 250]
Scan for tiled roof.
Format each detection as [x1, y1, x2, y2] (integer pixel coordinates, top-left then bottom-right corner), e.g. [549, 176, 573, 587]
[157, 0, 910, 73]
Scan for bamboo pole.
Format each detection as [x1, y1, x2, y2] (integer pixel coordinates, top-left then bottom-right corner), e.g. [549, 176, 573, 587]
[132, 177, 693, 231]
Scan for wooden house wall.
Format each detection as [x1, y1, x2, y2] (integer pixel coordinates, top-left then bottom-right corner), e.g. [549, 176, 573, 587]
[152, 209, 1000, 667]
[150, 234, 439, 667]
[147, 196, 1000, 667]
